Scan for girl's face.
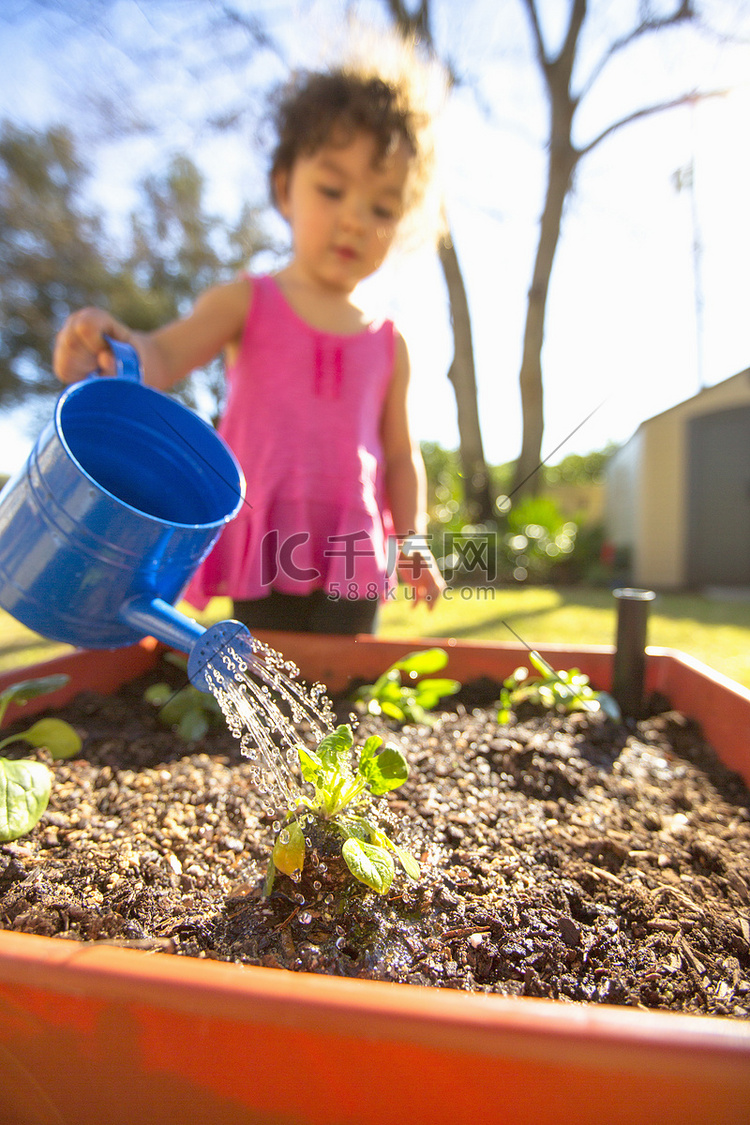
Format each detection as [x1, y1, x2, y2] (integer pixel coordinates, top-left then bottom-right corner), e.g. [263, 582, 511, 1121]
[274, 129, 411, 293]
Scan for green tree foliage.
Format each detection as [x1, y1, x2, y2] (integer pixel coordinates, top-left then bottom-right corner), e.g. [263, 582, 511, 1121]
[422, 440, 615, 528]
[0, 121, 269, 421]
[0, 122, 111, 408]
[111, 153, 268, 419]
[542, 445, 618, 487]
[421, 441, 615, 585]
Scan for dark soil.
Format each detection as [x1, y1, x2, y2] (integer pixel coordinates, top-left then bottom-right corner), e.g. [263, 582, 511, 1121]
[1, 657, 749, 1020]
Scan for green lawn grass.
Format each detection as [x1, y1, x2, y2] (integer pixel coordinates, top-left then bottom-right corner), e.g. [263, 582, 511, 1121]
[379, 586, 750, 689]
[1, 585, 749, 688]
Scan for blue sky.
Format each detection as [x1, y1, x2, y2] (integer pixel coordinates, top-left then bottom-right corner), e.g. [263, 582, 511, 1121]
[0, 0, 748, 475]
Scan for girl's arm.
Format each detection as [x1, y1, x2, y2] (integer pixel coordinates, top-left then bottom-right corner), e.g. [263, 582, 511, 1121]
[381, 331, 445, 608]
[53, 277, 253, 390]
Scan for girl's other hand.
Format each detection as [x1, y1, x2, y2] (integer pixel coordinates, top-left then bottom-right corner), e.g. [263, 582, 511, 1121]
[53, 308, 132, 384]
[397, 547, 446, 610]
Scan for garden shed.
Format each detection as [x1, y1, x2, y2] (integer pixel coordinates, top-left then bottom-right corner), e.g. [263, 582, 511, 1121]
[604, 367, 750, 590]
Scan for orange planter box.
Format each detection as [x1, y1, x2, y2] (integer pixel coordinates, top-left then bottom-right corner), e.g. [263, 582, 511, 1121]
[0, 633, 749, 1125]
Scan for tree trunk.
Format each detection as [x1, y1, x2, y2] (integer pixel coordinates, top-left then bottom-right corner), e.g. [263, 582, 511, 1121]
[438, 233, 495, 524]
[512, 0, 696, 499]
[512, 0, 583, 501]
[512, 139, 577, 499]
[382, 0, 493, 524]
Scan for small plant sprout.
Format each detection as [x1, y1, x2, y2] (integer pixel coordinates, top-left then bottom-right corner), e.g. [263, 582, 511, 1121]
[497, 650, 621, 723]
[144, 652, 224, 741]
[267, 724, 420, 896]
[0, 674, 82, 842]
[352, 647, 460, 724]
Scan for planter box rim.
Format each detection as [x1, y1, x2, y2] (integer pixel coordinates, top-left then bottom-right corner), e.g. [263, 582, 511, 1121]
[1, 928, 749, 1056]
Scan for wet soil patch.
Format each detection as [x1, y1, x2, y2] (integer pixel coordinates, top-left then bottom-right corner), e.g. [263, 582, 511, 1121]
[1, 659, 749, 1019]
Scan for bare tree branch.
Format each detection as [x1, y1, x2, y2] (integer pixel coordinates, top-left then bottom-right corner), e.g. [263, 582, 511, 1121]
[577, 87, 729, 160]
[215, 3, 286, 62]
[384, 0, 431, 41]
[383, 0, 460, 86]
[520, 0, 546, 63]
[578, 1, 697, 101]
[520, 0, 587, 73]
[560, 0, 588, 74]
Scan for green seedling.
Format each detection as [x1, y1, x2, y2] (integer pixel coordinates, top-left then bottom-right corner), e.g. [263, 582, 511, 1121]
[267, 723, 419, 896]
[497, 651, 621, 723]
[0, 674, 82, 843]
[352, 647, 460, 724]
[144, 652, 224, 741]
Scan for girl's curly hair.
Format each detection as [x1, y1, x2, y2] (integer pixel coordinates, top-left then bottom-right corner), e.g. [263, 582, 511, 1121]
[269, 64, 436, 222]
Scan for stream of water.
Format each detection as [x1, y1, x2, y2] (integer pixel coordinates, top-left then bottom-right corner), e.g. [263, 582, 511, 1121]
[203, 637, 335, 814]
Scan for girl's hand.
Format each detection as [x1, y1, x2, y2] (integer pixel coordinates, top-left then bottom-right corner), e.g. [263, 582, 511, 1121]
[397, 544, 446, 610]
[53, 308, 133, 384]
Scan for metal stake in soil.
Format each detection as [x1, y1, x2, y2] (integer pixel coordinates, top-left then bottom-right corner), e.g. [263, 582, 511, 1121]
[612, 587, 656, 718]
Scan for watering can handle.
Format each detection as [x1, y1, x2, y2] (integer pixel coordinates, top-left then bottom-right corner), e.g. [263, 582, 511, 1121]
[103, 334, 143, 383]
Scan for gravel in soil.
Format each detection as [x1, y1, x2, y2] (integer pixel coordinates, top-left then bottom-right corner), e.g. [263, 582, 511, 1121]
[1, 659, 749, 1020]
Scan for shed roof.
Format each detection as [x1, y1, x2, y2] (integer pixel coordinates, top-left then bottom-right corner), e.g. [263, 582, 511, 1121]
[629, 366, 750, 435]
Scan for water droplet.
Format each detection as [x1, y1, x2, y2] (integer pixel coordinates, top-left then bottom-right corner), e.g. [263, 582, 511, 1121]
[298, 910, 312, 925]
[199, 639, 334, 816]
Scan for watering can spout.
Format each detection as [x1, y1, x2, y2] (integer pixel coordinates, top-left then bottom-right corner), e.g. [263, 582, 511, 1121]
[119, 596, 255, 692]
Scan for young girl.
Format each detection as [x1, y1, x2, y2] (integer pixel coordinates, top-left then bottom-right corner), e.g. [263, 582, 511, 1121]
[53, 64, 445, 635]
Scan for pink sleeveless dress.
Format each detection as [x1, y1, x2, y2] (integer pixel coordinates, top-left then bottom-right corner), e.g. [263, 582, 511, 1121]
[185, 274, 397, 608]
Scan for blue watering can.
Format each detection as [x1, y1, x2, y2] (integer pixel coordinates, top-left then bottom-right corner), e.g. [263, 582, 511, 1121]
[0, 339, 254, 690]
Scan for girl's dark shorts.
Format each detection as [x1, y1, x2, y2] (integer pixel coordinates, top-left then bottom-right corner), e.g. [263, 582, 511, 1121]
[233, 589, 379, 635]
